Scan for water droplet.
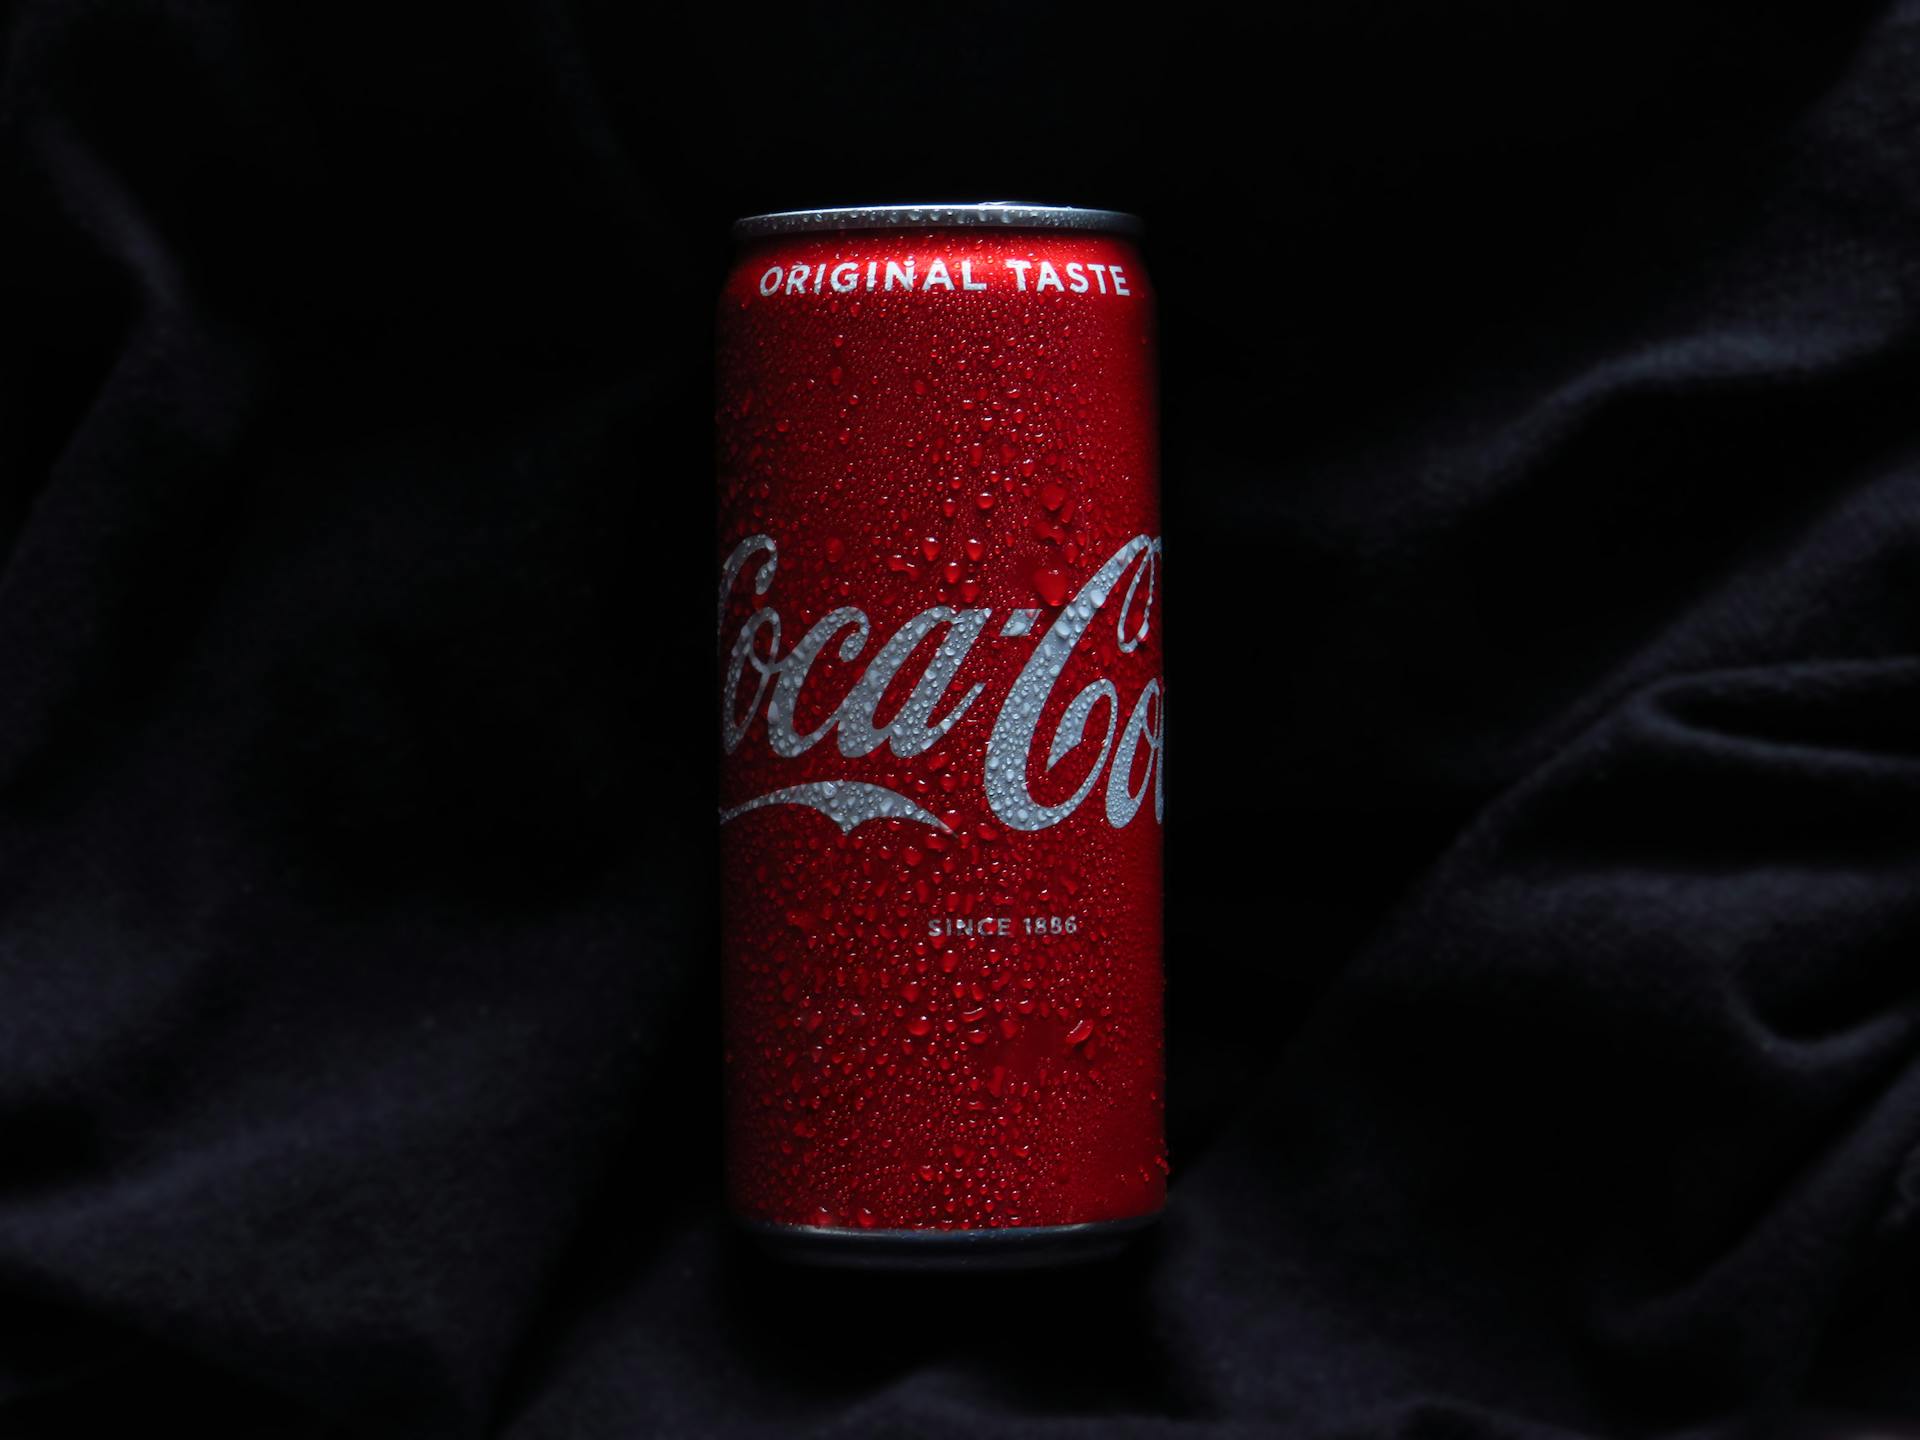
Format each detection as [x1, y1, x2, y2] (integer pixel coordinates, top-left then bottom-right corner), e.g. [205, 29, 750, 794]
[1032, 567, 1070, 606]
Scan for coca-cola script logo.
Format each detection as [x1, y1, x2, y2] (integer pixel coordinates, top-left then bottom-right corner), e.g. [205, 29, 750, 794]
[718, 534, 1164, 835]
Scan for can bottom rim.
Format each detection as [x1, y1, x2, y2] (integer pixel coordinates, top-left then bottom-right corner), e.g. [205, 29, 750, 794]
[737, 1212, 1160, 1271]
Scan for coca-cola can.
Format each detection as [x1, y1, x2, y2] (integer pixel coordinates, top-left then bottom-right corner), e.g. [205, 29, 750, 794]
[717, 203, 1164, 1267]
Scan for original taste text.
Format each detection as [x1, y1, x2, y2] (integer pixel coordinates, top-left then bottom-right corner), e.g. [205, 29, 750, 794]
[757, 257, 1134, 298]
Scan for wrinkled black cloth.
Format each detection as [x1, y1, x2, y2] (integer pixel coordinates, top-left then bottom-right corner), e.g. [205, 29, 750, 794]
[2, 3, 1917, 1437]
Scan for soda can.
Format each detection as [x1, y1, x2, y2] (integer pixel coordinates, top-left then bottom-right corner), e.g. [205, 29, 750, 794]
[716, 203, 1164, 1267]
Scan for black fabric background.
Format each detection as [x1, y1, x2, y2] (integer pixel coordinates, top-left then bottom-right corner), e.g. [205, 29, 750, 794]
[3, 2, 1918, 1436]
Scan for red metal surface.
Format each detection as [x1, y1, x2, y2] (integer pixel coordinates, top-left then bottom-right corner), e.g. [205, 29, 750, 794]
[717, 224, 1164, 1231]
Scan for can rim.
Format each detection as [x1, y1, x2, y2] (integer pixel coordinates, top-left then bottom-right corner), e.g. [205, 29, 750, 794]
[732, 202, 1143, 240]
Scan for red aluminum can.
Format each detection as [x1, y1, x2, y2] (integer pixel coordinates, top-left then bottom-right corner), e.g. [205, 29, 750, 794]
[716, 203, 1164, 1267]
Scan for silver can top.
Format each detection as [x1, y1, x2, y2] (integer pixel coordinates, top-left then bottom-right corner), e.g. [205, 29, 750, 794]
[732, 202, 1143, 241]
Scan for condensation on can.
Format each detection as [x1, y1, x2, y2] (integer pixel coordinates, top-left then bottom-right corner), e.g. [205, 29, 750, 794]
[715, 202, 1164, 1266]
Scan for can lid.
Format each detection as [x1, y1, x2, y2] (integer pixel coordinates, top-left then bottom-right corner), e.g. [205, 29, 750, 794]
[732, 202, 1143, 240]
